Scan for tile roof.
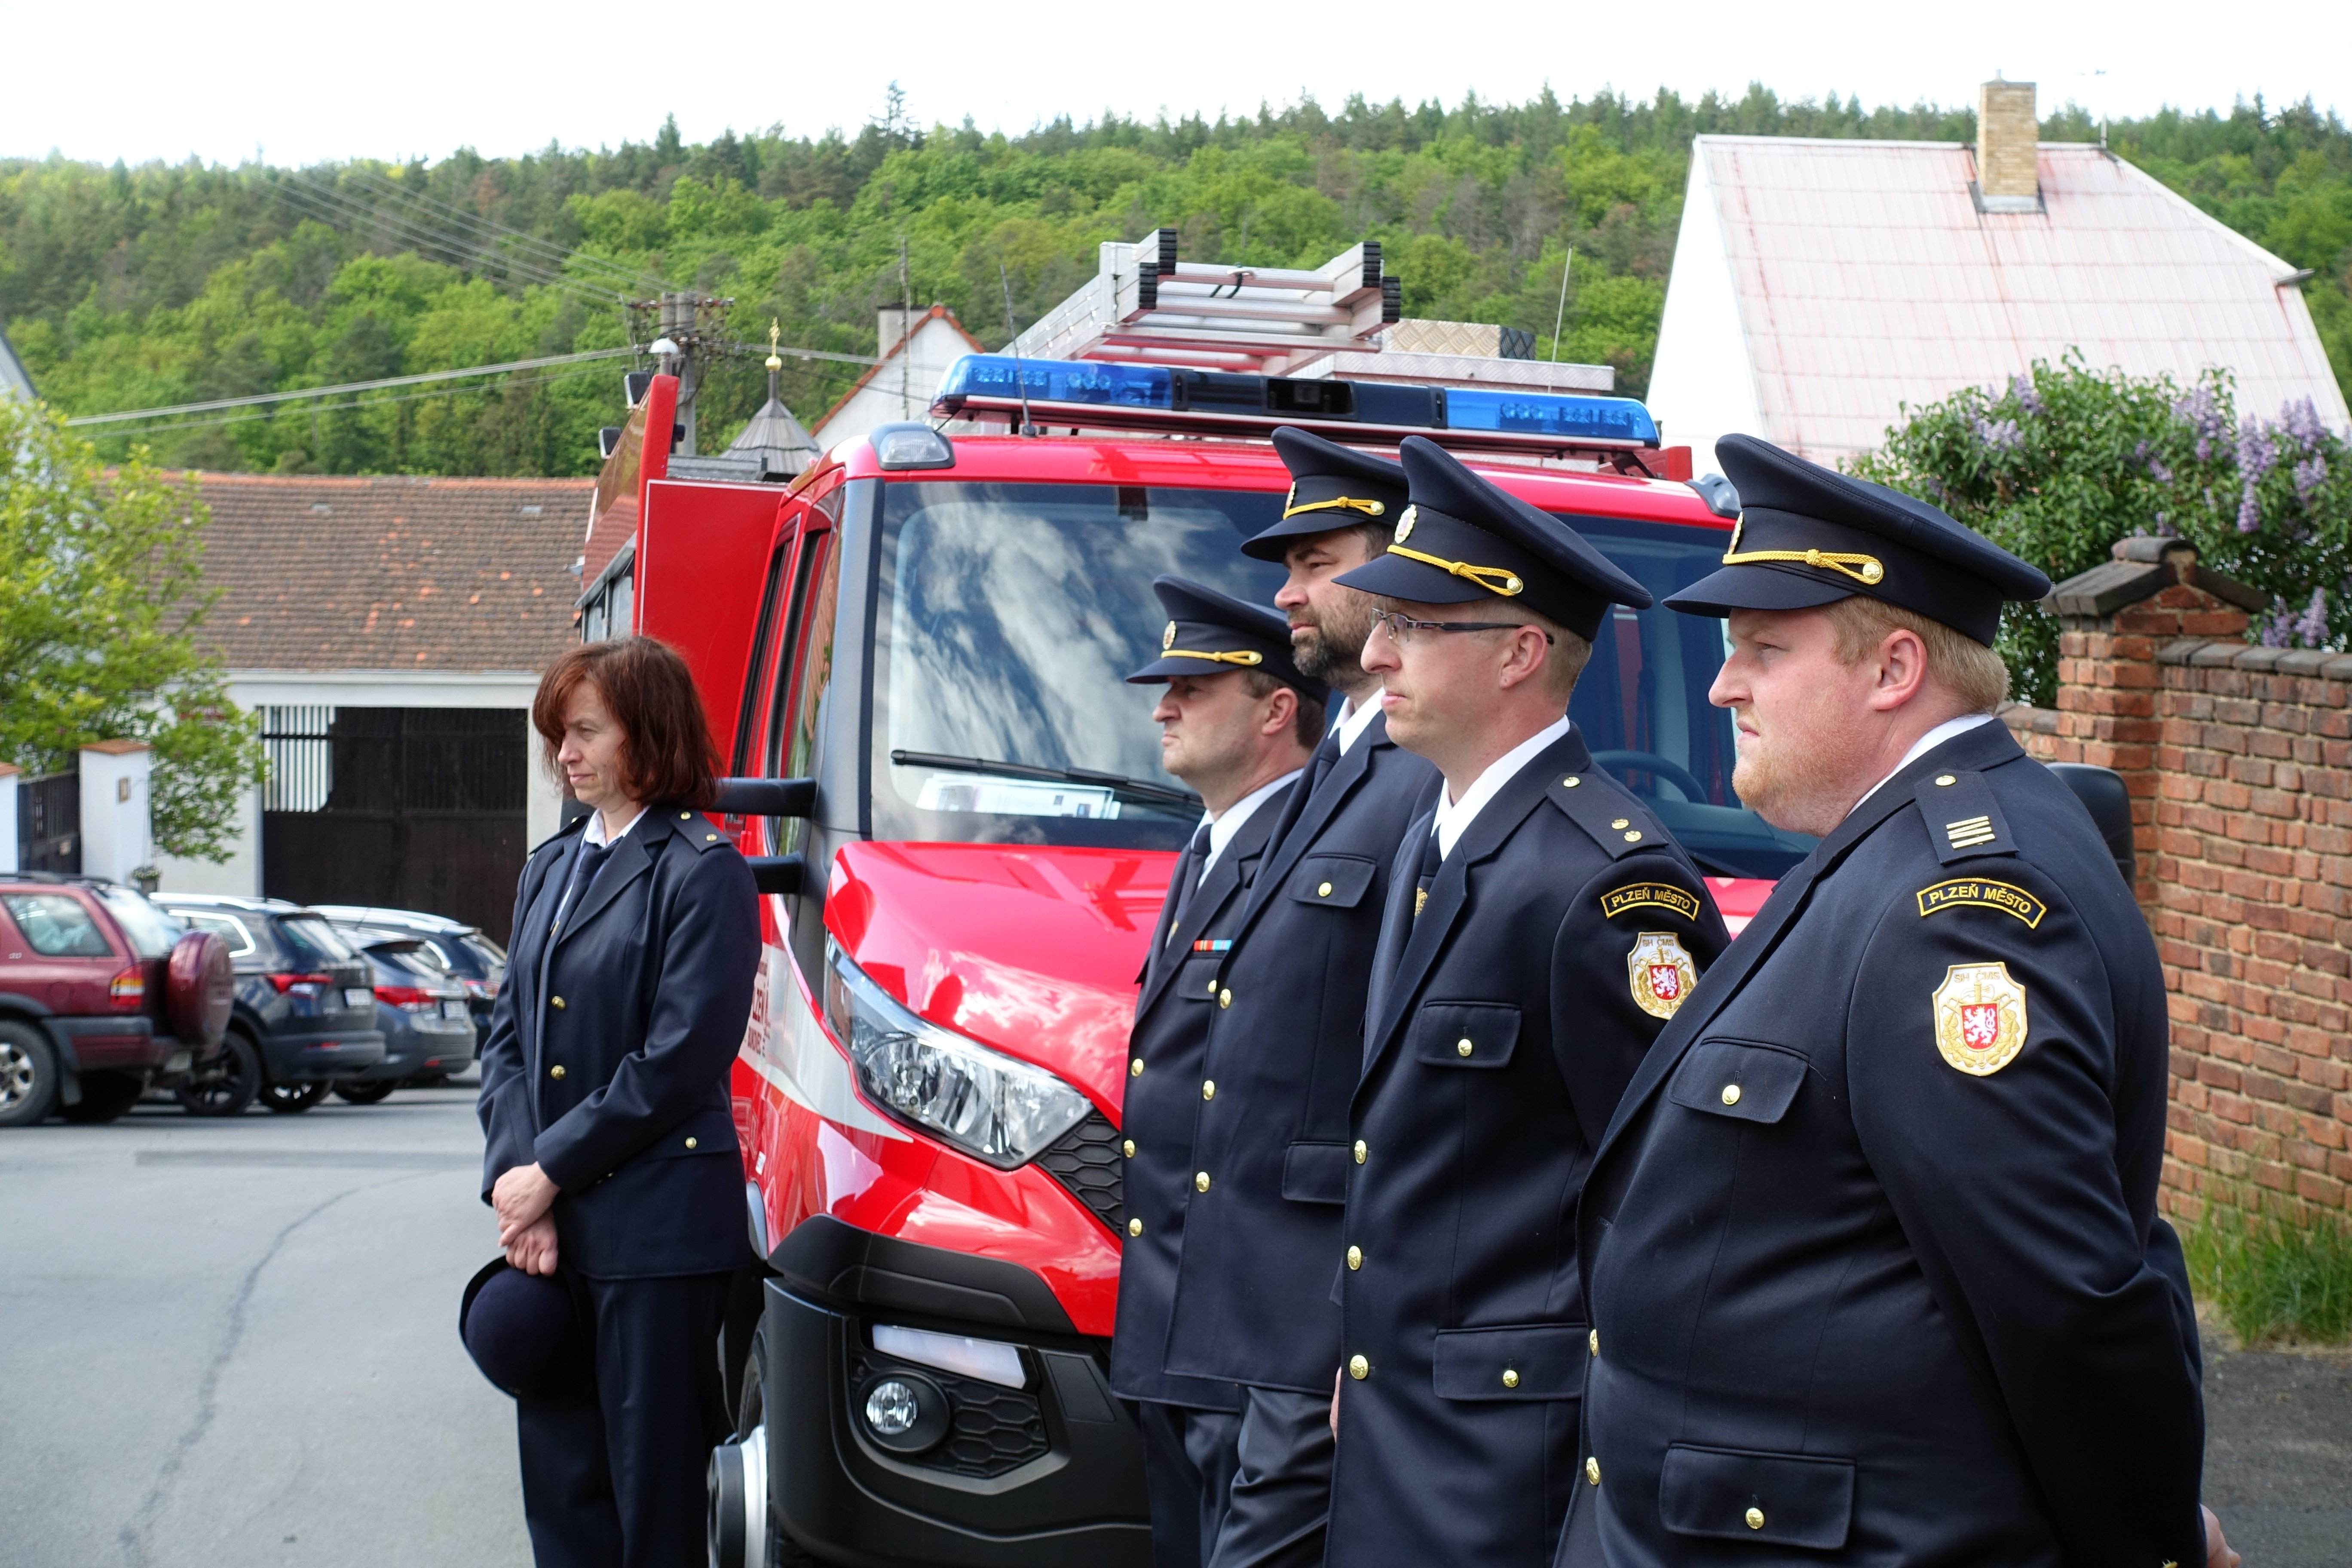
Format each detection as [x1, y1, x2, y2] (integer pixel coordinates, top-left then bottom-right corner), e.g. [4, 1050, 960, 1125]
[184, 472, 592, 672]
[1667, 136, 2350, 462]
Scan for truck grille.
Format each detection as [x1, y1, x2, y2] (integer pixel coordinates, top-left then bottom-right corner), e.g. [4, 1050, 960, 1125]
[1038, 1113, 1123, 1236]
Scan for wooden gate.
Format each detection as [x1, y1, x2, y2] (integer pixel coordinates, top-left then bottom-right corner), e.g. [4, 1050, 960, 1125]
[261, 707, 527, 943]
[17, 771, 81, 873]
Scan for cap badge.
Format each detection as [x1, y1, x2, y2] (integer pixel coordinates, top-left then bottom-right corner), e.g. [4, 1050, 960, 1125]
[1932, 962, 2029, 1075]
[1393, 505, 1416, 543]
[1627, 931, 1696, 1019]
[1162, 621, 1177, 650]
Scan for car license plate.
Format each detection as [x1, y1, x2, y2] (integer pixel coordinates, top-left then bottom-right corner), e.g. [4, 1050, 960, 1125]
[345, 988, 374, 1009]
[442, 1000, 469, 1020]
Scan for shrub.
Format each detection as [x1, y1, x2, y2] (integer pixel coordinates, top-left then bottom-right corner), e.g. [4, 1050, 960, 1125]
[1850, 355, 2352, 706]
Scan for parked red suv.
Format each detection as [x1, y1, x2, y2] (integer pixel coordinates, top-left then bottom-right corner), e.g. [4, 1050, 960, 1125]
[0, 876, 234, 1126]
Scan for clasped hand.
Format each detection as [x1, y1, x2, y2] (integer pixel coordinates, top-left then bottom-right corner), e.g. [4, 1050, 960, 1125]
[493, 1162, 562, 1276]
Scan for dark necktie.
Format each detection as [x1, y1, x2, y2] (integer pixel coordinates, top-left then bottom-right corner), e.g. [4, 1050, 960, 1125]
[1412, 825, 1442, 918]
[1164, 821, 1213, 946]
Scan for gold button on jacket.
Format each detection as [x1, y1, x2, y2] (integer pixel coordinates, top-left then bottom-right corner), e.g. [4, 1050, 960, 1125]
[1586, 1457, 1601, 1485]
[1121, 1139, 1136, 1158]
[1130, 1057, 1145, 1077]
[1127, 1217, 1143, 1237]
[1501, 1369, 1519, 1389]
[1721, 1083, 1743, 1106]
[548, 1064, 566, 1080]
[1352, 1140, 1367, 1164]
[1745, 1507, 1765, 1531]
[1348, 1354, 1369, 1380]
[1194, 1171, 1211, 1192]
[1346, 1244, 1362, 1270]
[549, 995, 566, 1010]
[1589, 1328, 1599, 1357]
[1201, 1080, 1216, 1100]
[684, 1136, 698, 1149]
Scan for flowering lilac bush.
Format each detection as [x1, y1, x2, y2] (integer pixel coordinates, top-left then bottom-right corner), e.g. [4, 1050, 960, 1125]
[1850, 355, 2352, 704]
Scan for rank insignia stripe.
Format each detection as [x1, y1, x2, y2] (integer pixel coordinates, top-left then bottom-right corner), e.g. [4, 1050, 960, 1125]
[1917, 879, 2048, 928]
[1626, 931, 1697, 1020]
[1190, 939, 1234, 953]
[1599, 883, 1702, 922]
[1932, 962, 2030, 1075]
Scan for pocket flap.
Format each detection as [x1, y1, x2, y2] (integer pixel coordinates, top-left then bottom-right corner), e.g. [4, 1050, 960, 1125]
[1176, 952, 1224, 1004]
[1659, 1443, 1853, 1549]
[1279, 1142, 1351, 1205]
[645, 1106, 738, 1161]
[1287, 854, 1376, 909]
[1409, 1001, 1520, 1068]
[1668, 1039, 1808, 1124]
[1431, 1323, 1587, 1400]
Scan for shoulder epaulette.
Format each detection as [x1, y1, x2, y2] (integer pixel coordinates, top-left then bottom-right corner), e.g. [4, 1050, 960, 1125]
[664, 808, 731, 852]
[1913, 769, 2017, 864]
[1545, 769, 1664, 861]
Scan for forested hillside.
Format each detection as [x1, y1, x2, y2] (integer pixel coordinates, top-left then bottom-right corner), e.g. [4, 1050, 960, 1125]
[3, 87, 2346, 478]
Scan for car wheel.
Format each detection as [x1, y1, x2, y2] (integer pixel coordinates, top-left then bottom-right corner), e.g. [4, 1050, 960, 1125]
[0, 1022, 60, 1128]
[331, 1078, 397, 1106]
[175, 1031, 261, 1117]
[59, 1071, 145, 1124]
[709, 1328, 812, 1568]
[260, 1079, 332, 1114]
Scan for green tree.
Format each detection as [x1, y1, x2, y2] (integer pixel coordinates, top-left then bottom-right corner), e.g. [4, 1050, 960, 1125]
[1851, 356, 2352, 705]
[0, 398, 265, 860]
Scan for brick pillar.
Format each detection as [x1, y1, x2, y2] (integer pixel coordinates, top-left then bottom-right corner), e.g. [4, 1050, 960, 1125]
[2040, 539, 2257, 909]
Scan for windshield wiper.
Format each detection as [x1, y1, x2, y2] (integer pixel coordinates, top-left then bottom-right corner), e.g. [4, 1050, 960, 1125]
[890, 750, 1201, 809]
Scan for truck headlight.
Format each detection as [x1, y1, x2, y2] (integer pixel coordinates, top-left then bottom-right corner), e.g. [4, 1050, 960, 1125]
[823, 939, 1091, 1168]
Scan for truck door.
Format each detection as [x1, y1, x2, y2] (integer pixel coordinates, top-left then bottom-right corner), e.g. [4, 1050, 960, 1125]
[636, 479, 785, 766]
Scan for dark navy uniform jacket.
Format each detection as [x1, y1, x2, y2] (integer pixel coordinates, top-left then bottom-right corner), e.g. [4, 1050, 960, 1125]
[1564, 722, 2204, 1568]
[1326, 727, 1726, 1568]
[477, 806, 761, 1280]
[1163, 711, 1440, 1394]
[1110, 785, 1295, 1411]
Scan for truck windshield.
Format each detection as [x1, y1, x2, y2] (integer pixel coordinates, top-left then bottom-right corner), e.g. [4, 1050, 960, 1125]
[868, 480, 1816, 876]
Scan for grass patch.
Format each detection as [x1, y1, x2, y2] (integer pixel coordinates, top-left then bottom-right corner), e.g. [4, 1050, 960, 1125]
[2183, 1190, 2352, 1347]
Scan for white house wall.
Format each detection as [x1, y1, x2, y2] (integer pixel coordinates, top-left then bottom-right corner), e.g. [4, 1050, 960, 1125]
[1645, 150, 1766, 474]
[152, 669, 562, 899]
[812, 318, 977, 451]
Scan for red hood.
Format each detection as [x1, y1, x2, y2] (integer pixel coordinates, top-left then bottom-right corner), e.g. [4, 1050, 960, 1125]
[824, 840, 1171, 1119]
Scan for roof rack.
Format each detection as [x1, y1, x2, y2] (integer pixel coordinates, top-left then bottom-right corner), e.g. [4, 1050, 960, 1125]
[1010, 229, 1399, 376]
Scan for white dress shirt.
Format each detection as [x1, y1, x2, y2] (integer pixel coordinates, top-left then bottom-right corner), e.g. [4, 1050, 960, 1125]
[1431, 714, 1575, 859]
[1332, 689, 1385, 757]
[581, 803, 649, 848]
[1195, 768, 1305, 883]
[1851, 713, 1998, 814]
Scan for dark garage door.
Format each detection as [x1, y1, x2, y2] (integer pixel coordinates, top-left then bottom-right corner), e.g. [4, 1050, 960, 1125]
[263, 707, 528, 943]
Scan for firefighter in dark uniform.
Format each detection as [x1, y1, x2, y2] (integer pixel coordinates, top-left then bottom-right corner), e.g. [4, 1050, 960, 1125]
[1321, 435, 1727, 1568]
[1559, 435, 2236, 1568]
[1160, 431, 1440, 1568]
[1113, 576, 1325, 1568]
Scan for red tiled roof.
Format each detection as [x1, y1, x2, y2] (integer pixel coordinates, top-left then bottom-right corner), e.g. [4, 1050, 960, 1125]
[183, 472, 593, 672]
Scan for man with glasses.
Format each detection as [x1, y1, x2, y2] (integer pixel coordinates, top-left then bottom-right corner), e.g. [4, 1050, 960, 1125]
[1115, 575, 1325, 1568]
[1158, 430, 1440, 1568]
[1318, 436, 1726, 1568]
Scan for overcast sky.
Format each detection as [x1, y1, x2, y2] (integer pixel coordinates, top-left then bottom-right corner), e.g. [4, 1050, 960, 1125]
[9, 0, 2347, 168]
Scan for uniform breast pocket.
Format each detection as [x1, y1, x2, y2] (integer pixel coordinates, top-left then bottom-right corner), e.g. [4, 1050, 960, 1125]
[1286, 854, 1376, 910]
[1178, 953, 1224, 1004]
[1667, 1039, 1810, 1124]
[1409, 1001, 1519, 1069]
[1659, 1443, 1854, 1549]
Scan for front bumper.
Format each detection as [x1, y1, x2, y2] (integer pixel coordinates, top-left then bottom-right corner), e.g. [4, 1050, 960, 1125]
[760, 1219, 1151, 1568]
[260, 1028, 387, 1081]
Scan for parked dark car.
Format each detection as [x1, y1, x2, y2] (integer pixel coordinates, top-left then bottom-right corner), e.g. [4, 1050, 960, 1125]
[328, 937, 479, 1105]
[0, 876, 234, 1126]
[311, 905, 505, 1047]
[150, 894, 387, 1114]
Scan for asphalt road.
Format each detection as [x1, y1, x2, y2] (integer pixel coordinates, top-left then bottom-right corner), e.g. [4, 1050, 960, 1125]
[2, 1084, 2346, 1568]
[0, 1083, 528, 1568]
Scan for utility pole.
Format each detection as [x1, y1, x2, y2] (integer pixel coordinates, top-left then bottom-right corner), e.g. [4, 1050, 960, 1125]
[641, 290, 735, 454]
[898, 236, 914, 421]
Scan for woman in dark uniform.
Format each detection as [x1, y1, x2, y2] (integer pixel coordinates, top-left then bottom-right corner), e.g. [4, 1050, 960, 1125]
[475, 635, 760, 1568]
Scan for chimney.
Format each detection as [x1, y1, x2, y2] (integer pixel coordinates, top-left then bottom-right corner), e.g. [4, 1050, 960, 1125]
[1975, 78, 2042, 213]
[878, 307, 920, 358]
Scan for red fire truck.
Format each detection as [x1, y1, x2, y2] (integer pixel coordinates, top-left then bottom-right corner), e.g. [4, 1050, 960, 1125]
[579, 237, 1806, 1567]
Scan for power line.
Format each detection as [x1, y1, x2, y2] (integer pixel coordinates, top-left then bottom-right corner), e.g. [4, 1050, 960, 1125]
[272, 176, 623, 308]
[82, 365, 616, 439]
[64, 347, 643, 426]
[341, 168, 661, 295]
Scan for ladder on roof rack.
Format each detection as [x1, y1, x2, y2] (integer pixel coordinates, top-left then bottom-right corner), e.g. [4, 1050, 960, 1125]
[1010, 229, 1401, 376]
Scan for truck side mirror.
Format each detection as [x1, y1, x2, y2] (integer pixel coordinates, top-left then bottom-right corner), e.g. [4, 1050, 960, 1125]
[747, 856, 805, 897]
[713, 778, 817, 818]
[2047, 763, 2134, 889]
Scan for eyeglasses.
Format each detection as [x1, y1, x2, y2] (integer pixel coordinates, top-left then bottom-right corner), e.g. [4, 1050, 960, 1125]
[1372, 610, 1556, 647]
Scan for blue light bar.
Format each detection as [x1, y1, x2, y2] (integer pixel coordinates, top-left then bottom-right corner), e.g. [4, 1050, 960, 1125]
[1442, 386, 1657, 445]
[936, 356, 1174, 409]
[931, 354, 1663, 456]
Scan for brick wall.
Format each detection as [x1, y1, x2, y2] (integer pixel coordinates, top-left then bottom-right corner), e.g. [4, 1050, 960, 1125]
[2003, 541, 2352, 1217]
